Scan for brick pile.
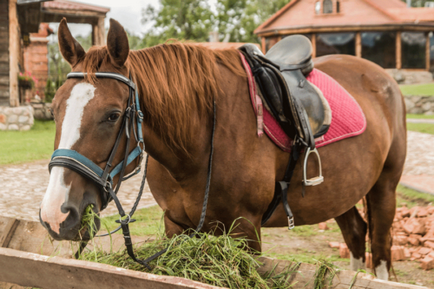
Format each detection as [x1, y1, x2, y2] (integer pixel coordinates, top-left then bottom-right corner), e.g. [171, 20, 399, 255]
[327, 205, 434, 270]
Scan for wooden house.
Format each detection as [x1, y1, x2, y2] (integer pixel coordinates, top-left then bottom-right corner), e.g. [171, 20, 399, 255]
[255, 0, 434, 71]
[0, 0, 109, 107]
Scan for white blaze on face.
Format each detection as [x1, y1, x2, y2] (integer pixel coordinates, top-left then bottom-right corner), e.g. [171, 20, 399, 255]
[40, 83, 96, 234]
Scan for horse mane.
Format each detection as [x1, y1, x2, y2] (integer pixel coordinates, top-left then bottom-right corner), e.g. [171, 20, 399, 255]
[82, 43, 246, 154]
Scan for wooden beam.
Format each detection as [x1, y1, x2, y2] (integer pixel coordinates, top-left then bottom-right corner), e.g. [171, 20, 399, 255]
[311, 34, 316, 58]
[92, 16, 105, 46]
[256, 24, 434, 38]
[0, 219, 19, 248]
[9, 0, 19, 107]
[261, 37, 265, 54]
[396, 31, 402, 69]
[356, 32, 362, 58]
[426, 32, 430, 71]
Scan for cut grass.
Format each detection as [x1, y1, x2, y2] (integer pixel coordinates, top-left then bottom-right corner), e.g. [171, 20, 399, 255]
[0, 120, 55, 165]
[400, 83, 434, 96]
[406, 122, 434, 135]
[80, 224, 300, 289]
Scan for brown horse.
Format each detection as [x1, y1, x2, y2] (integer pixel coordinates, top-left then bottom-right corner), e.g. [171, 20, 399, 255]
[39, 18, 406, 281]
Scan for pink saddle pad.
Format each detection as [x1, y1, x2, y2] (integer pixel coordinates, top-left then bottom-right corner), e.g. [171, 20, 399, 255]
[240, 53, 366, 152]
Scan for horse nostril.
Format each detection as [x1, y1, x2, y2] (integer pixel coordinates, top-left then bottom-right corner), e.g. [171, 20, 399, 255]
[60, 206, 80, 231]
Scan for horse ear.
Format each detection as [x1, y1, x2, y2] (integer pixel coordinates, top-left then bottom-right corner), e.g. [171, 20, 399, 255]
[107, 19, 129, 68]
[58, 18, 85, 67]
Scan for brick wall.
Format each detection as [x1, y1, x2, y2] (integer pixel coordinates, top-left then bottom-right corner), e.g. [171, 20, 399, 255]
[22, 23, 52, 101]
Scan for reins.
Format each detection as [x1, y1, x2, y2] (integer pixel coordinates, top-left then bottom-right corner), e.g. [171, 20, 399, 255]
[49, 71, 216, 269]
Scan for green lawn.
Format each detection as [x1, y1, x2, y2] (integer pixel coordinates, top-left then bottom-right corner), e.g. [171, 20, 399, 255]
[0, 120, 55, 165]
[406, 122, 434, 135]
[406, 114, 434, 119]
[400, 83, 434, 96]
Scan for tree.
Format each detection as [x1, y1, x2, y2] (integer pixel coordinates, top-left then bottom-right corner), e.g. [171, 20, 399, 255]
[238, 0, 289, 43]
[141, 0, 214, 47]
[216, 0, 289, 43]
[140, 0, 289, 46]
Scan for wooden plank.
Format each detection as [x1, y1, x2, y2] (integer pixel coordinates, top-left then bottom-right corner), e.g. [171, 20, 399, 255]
[0, 76, 9, 86]
[0, 248, 221, 289]
[9, 0, 19, 107]
[0, 89, 10, 98]
[356, 32, 362, 58]
[396, 32, 402, 69]
[0, 219, 19, 248]
[257, 24, 434, 38]
[257, 257, 427, 289]
[311, 34, 316, 58]
[426, 33, 430, 71]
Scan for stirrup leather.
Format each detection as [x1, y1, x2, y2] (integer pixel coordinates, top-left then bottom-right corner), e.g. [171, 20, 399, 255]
[302, 147, 324, 186]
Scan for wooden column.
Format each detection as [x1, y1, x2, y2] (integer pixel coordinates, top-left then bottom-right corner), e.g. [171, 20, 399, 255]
[9, 0, 19, 107]
[261, 37, 266, 54]
[311, 34, 316, 58]
[356, 32, 362, 58]
[426, 32, 431, 71]
[92, 17, 105, 46]
[396, 31, 402, 69]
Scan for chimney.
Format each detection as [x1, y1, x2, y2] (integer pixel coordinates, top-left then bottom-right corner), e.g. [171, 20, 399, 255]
[208, 31, 219, 43]
[406, 0, 411, 7]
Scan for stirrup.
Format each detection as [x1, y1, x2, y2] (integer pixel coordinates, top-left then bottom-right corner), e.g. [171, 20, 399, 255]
[302, 147, 324, 186]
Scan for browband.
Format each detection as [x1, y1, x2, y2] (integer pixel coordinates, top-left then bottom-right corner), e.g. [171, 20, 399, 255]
[67, 72, 136, 91]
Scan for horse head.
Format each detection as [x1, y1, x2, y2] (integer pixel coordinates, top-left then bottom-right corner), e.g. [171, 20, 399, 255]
[39, 18, 138, 241]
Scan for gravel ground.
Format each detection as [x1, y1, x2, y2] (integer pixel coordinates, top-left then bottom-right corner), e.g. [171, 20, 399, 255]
[0, 158, 156, 221]
[0, 131, 432, 221]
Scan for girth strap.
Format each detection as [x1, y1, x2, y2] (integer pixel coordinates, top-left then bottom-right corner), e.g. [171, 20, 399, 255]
[261, 139, 302, 228]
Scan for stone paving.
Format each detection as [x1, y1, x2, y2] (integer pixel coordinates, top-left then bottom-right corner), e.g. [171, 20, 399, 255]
[0, 158, 156, 222]
[0, 131, 433, 221]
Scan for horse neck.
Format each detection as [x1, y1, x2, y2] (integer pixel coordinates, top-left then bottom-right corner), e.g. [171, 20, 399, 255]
[138, 93, 214, 185]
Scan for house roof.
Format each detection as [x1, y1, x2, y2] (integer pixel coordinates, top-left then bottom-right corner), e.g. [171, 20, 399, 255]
[42, 0, 109, 14]
[255, 0, 434, 36]
[193, 42, 260, 50]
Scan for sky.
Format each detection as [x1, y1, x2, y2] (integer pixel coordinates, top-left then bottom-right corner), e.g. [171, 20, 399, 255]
[48, 0, 159, 40]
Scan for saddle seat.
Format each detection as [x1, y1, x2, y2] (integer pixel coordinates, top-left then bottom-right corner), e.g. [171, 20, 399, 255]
[239, 35, 332, 147]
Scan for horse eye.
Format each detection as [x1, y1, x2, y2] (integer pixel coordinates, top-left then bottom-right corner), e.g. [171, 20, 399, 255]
[107, 113, 121, 122]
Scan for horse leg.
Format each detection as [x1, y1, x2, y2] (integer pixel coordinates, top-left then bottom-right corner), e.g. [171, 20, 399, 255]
[335, 206, 367, 271]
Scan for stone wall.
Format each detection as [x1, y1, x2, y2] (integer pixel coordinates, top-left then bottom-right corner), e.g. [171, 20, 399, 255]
[405, 96, 434, 115]
[31, 102, 53, 120]
[0, 106, 34, 131]
[386, 69, 434, 85]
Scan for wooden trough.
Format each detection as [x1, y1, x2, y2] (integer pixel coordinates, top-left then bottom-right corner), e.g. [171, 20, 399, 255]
[0, 216, 428, 289]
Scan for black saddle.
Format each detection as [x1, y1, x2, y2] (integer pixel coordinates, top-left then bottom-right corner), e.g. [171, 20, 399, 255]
[239, 35, 331, 149]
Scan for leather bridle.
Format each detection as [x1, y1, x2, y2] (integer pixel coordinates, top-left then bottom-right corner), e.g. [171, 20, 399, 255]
[49, 72, 145, 212]
[48, 71, 216, 269]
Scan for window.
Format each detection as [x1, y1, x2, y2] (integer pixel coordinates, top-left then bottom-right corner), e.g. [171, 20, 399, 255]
[361, 32, 396, 68]
[316, 33, 356, 57]
[323, 0, 333, 14]
[401, 32, 426, 69]
[265, 37, 279, 52]
[315, 1, 321, 14]
[336, 0, 341, 13]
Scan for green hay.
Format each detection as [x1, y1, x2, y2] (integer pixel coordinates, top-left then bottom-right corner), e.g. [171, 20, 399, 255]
[78, 212, 345, 288]
[79, 225, 300, 288]
[312, 260, 339, 289]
